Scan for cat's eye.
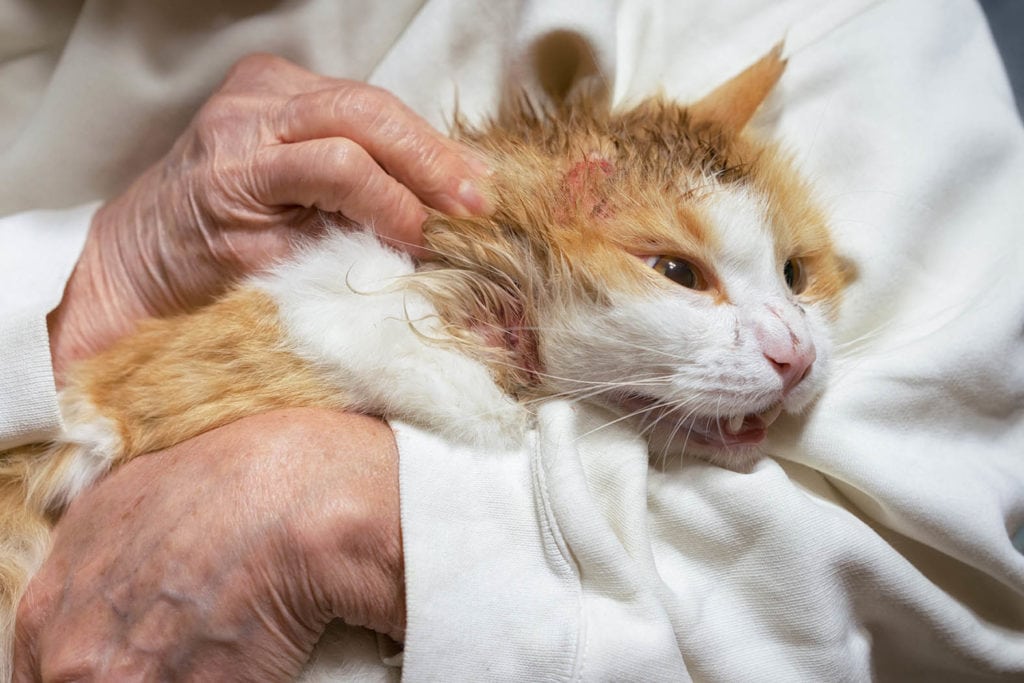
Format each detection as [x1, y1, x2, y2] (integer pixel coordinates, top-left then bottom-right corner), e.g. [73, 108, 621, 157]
[646, 256, 706, 290]
[784, 258, 806, 294]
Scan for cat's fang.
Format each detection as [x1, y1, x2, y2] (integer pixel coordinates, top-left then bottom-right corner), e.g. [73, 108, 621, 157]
[726, 414, 744, 434]
[759, 404, 783, 426]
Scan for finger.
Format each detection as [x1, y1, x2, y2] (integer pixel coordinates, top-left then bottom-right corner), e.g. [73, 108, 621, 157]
[251, 138, 429, 255]
[11, 623, 37, 682]
[217, 53, 328, 97]
[273, 83, 492, 217]
[12, 586, 44, 682]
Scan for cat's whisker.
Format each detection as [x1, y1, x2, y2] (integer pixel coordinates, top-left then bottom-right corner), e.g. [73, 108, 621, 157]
[460, 318, 696, 364]
[547, 380, 707, 410]
[833, 321, 894, 354]
[571, 390, 711, 447]
[676, 403, 706, 462]
[647, 417, 679, 471]
[478, 354, 680, 391]
[712, 396, 726, 446]
[654, 400, 703, 468]
[505, 326, 689, 363]
[645, 408, 675, 471]
[0, 49, 861, 673]
[514, 378, 693, 412]
[571, 396, 685, 444]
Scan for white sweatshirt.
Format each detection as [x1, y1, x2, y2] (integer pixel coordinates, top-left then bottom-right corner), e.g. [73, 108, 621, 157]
[2, 1, 1022, 680]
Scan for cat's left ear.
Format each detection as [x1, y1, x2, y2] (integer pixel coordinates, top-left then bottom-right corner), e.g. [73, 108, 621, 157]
[689, 42, 786, 134]
[532, 30, 611, 113]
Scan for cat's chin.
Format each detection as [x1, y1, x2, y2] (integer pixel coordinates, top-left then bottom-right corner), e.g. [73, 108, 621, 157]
[607, 392, 784, 472]
[612, 393, 782, 444]
[645, 425, 767, 473]
[642, 423, 766, 472]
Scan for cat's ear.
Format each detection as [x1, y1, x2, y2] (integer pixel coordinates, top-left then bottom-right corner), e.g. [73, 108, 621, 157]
[500, 30, 611, 124]
[533, 30, 611, 111]
[689, 42, 786, 133]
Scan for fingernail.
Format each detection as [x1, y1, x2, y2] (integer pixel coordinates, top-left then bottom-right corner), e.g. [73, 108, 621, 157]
[464, 154, 494, 178]
[456, 179, 493, 215]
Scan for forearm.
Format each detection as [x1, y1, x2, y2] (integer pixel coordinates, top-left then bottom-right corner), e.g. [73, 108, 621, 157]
[0, 204, 99, 448]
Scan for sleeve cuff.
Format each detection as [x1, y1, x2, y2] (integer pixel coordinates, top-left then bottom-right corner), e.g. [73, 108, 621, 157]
[392, 420, 584, 680]
[0, 202, 99, 448]
[392, 402, 690, 681]
[0, 313, 64, 449]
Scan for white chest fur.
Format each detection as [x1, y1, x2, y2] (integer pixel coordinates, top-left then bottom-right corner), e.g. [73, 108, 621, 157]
[253, 231, 528, 448]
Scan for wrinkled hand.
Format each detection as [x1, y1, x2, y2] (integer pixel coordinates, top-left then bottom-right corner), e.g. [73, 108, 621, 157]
[48, 53, 491, 381]
[13, 408, 403, 681]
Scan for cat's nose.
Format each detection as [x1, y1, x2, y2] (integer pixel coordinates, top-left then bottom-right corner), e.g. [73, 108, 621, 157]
[764, 343, 816, 394]
[753, 305, 817, 394]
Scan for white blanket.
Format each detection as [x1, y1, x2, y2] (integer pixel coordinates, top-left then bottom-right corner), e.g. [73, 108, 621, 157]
[1, 0, 1022, 679]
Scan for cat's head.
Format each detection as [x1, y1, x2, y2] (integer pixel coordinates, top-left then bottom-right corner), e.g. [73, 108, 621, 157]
[423, 45, 847, 468]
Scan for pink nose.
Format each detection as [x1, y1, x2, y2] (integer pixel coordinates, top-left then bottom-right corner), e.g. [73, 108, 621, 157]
[765, 344, 816, 394]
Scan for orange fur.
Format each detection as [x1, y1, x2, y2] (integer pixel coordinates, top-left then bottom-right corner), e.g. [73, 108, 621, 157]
[418, 44, 843, 392]
[0, 291, 357, 669]
[0, 445, 54, 681]
[0, 481, 48, 614]
[689, 42, 787, 134]
[71, 287, 344, 465]
[0, 44, 846, 669]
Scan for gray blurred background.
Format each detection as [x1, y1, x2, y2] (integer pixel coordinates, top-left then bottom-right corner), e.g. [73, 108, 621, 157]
[979, 0, 1024, 116]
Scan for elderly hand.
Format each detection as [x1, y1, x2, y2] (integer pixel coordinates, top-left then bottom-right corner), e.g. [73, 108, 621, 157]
[48, 53, 491, 382]
[13, 408, 403, 681]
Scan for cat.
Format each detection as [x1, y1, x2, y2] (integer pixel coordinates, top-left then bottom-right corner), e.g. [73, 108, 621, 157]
[0, 43, 846, 675]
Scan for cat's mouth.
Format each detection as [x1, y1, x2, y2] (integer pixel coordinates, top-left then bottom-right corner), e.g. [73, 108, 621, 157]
[610, 393, 783, 448]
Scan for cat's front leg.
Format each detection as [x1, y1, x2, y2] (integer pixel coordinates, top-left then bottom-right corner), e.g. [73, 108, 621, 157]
[259, 231, 529, 449]
[342, 311, 530, 448]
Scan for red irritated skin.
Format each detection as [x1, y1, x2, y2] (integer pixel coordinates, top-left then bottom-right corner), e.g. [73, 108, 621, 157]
[424, 44, 846, 469]
[0, 45, 847, 681]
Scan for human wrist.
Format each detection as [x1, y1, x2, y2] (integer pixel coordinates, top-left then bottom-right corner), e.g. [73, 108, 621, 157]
[273, 411, 406, 641]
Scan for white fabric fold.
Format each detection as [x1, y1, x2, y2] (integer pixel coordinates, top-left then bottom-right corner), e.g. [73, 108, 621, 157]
[1, 0, 1022, 679]
[0, 204, 97, 448]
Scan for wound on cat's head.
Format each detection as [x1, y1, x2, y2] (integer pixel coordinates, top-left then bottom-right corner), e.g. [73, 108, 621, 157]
[421, 43, 846, 467]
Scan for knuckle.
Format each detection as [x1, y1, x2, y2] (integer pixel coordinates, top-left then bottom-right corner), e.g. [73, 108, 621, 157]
[220, 52, 315, 103]
[225, 52, 286, 82]
[331, 83, 395, 125]
[279, 90, 317, 136]
[318, 137, 360, 175]
[190, 94, 266, 154]
[191, 99, 224, 136]
[406, 138, 450, 185]
[247, 147, 280, 201]
[14, 600, 35, 636]
[388, 133, 455, 199]
[14, 584, 46, 636]
[319, 140, 409, 220]
[43, 651, 102, 682]
[192, 93, 244, 135]
[340, 176, 380, 212]
[390, 186, 424, 222]
[279, 84, 375, 140]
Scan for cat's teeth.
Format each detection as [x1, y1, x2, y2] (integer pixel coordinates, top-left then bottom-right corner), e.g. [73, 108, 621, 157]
[760, 404, 783, 426]
[727, 414, 744, 434]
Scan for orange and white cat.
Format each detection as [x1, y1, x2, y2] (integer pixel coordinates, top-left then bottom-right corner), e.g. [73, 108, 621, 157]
[0, 44, 845, 673]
